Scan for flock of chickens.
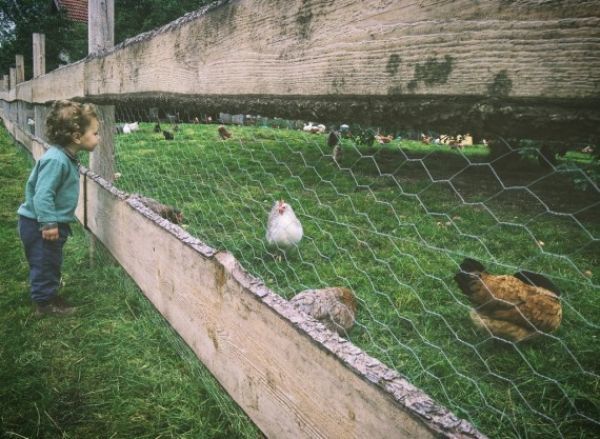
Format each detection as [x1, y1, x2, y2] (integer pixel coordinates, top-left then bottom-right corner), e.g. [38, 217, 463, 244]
[118, 121, 564, 343]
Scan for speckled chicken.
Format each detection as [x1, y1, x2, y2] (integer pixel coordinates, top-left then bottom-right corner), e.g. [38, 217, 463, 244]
[290, 287, 357, 335]
[454, 258, 562, 342]
[129, 194, 184, 224]
[266, 200, 303, 249]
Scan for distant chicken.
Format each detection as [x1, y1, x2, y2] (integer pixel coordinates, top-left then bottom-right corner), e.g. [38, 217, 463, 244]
[328, 131, 342, 162]
[421, 133, 432, 144]
[290, 287, 357, 335]
[218, 125, 232, 140]
[130, 194, 184, 224]
[303, 122, 326, 134]
[163, 130, 174, 140]
[454, 258, 562, 342]
[375, 134, 394, 144]
[327, 131, 340, 148]
[266, 199, 303, 249]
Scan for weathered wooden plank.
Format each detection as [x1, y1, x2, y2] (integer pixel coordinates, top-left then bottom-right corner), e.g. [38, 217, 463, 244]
[8, 67, 16, 91]
[33, 33, 46, 78]
[89, 105, 115, 182]
[30, 62, 85, 103]
[2, 0, 599, 140]
[83, 0, 600, 99]
[88, 0, 114, 54]
[15, 55, 25, 84]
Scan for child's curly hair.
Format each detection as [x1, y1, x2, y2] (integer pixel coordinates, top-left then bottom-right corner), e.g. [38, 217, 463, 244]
[46, 100, 98, 146]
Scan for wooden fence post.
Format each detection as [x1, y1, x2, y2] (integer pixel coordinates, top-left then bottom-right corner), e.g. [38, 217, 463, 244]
[88, 0, 115, 54]
[15, 55, 25, 84]
[33, 104, 48, 139]
[0, 76, 6, 91]
[32, 33, 46, 78]
[9, 68, 16, 90]
[90, 105, 115, 183]
[88, 0, 116, 182]
[88, 0, 115, 266]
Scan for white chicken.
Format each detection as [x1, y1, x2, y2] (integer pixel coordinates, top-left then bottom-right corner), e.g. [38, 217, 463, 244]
[290, 287, 357, 335]
[122, 122, 139, 134]
[266, 199, 303, 250]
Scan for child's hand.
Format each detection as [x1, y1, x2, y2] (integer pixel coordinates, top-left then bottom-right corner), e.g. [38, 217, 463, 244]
[42, 227, 60, 241]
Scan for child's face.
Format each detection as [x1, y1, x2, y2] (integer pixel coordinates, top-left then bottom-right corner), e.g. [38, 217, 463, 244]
[73, 118, 100, 152]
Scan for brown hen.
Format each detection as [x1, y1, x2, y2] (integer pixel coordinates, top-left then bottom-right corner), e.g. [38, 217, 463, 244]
[290, 287, 357, 335]
[454, 258, 562, 342]
[218, 125, 232, 140]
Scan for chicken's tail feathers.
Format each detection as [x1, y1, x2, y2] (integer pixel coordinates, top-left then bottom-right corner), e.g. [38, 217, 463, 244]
[459, 258, 486, 274]
[514, 271, 561, 296]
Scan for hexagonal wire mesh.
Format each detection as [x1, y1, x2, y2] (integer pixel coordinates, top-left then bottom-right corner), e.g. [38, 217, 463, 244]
[96, 104, 599, 438]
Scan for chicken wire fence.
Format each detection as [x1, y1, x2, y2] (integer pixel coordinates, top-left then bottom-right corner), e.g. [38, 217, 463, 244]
[99, 105, 599, 438]
[14, 101, 598, 437]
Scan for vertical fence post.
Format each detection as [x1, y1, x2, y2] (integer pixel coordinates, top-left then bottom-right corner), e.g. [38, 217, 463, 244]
[15, 55, 25, 84]
[92, 106, 116, 182]
[88, 0, 115, 266]
[32, 33, 46, 78]
[2, 74, 8, 91]
[88, 0, 116, 182]
[88, 0, 115, 55]
[0, 76, 6, 91]
[9, 68, 16, 90]
[34, 105, 48, 140]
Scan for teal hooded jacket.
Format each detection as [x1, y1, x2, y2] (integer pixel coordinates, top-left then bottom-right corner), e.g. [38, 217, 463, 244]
[17, 146, 80, 228]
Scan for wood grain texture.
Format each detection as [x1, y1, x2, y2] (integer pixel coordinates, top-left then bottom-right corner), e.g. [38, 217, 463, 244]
[33, 33, 46, 78]
[2, 0, 600, 139]
[8, 68, 16, 91]
[88, 0, 115, 54]
[0, 107, 486, 438]
[15, 55, 24, 84]
[81, 0, 599, 99]
[31, 62, 85, 103]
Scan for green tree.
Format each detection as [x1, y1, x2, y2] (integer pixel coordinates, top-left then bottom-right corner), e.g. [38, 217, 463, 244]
[0, 0, 213, 80]
[115, 0, 213, 43]
[0, 0, 86, 80]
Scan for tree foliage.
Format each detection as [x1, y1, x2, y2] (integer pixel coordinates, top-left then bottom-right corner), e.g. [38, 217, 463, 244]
[0, 0, 86, 79]
[115, 0, 212, 43]
[0, 0, 213, 80]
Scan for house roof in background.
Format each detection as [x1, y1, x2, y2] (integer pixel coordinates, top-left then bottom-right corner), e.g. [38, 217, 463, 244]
[53, 0, 88, 23]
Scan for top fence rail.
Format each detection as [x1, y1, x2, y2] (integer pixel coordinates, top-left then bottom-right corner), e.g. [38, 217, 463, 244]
[1, 0, 600, 142]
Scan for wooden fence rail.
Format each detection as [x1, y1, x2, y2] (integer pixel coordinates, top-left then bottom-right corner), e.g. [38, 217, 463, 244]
[2, 0, 600, 141]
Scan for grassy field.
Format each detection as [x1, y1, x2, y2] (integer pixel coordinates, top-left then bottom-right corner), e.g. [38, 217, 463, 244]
[0, 126, 260, 437]
[111, 122, 598, 438]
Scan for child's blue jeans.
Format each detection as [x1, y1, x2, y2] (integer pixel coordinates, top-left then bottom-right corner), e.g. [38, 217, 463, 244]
[18, 215, 71, 304]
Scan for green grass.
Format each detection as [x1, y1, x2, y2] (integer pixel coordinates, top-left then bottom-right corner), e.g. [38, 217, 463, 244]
[0, 126, 261, 437]
[111, 122, 598, 438]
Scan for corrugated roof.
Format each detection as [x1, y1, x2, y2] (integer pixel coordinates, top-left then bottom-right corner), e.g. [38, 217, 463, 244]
[55, 0, 88, 23]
